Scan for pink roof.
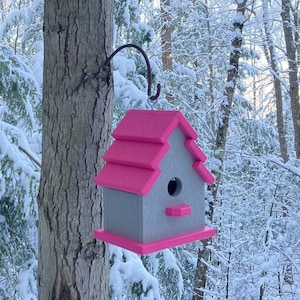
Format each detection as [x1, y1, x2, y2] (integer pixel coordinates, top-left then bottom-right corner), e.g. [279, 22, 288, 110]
[94, 110, 215, 195]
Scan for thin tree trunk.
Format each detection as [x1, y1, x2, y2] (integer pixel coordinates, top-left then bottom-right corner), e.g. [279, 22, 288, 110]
[292, 6, 300, 68]
[263, 0, 289, 162]
[281, 0, 300, 158]
[280, 1, 298, 283]
[161, 0, 173, 71]
[204, 0, 215, 129]
[193, 1, 248, 299]
[214, 0, 247, 176]
[38, 1, 113, 299]
[161, 0, 174, 103]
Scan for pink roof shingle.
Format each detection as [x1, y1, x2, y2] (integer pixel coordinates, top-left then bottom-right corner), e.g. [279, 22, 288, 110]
[94, 110, 215, 195]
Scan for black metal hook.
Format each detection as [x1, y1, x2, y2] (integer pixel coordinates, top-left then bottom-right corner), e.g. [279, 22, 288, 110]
[105, 44, 161, 101]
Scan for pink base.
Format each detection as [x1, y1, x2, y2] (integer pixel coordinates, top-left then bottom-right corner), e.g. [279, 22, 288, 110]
[94, 226, 216, 255]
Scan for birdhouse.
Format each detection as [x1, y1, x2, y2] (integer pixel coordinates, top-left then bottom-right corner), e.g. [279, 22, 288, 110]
[94, 110, 216, 255]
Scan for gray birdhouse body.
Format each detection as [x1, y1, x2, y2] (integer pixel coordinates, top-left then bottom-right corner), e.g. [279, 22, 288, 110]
[103, 127, 205, 243]
[94, 110, 215, 254]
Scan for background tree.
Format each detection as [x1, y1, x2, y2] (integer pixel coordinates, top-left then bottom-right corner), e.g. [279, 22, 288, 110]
[160, 0, 174, 102]
[281, 0, 300, 158]
[0, 1, 42, 298]
[0, 43, 40, 300]
[262, 0, 288, 162]
[193, 1, 248, 298]
[38, 1, 113, 299]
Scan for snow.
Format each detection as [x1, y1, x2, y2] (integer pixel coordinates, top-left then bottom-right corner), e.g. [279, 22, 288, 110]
[114, 69, 149, 108]
[234, 11, 246, 25]
[31, 49, 43, 87]
[0, 215, 5, 223]
[162, 250, 184, 296]
[2, 0, 300, 299]
[174, 64, 197, 82]
[113, 55, 137, 77]
[109, 246, 160, 299]
[0, 131, 8, 159]
[225, 80, 234, 89]
[16, 260, 37, 300]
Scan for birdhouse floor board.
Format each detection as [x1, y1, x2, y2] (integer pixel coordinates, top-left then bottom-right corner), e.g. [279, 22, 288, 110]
[94, 226, 216, 255]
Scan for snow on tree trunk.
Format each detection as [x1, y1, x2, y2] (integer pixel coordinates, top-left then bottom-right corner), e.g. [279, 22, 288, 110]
[38, 1, 113, 299]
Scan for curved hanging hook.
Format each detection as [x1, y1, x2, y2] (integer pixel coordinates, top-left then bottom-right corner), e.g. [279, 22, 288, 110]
[105, 44, 161, 101]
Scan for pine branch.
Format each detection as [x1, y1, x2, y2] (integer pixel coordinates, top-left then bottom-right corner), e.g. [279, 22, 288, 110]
[18, 146, 41, 168]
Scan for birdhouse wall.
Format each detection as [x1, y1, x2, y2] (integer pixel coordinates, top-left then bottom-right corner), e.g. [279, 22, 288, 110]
[102, 126, 207, 245]
[103, 188, 143, 242]
[141, 127, 205, 243]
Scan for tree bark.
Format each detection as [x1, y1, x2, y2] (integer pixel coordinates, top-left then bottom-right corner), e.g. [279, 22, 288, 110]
[193, 1, 248, 299]
[161, 0, 173, 72]
[281, 0, 300, 158]
[214, 0, 247, 172]
[161, 0, 174, 103]
[263, 0, 289, 162]
[38, 1, 113, 299]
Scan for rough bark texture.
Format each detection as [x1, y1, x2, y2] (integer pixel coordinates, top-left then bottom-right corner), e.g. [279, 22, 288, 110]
[281, 0, 300, 158]
[263, 0, 289, 162]
[193, 1, 248, 299]
[38, 1, 113, 299]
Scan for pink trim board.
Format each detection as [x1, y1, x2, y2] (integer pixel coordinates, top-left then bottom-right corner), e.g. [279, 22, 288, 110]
[94, 226, 216, 255]
[94, 163, 161, 195]
[103, 140, 170, 170]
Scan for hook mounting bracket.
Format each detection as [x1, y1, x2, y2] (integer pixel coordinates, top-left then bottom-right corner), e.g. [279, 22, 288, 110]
[105, 44, 161, 102]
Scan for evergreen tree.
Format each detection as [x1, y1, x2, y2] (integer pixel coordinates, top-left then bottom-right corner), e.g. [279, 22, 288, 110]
[0, 1, 42, 298]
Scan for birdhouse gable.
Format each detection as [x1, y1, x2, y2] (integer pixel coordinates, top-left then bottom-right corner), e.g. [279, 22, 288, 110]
[94, 110, 215, 195]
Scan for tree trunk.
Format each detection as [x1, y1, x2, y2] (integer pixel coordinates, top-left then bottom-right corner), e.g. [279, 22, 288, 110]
[161, 0, 173, 72]
[161, 0, 174, 103]
[214, 0, 247, 173]
[281, 0, 300, 158]
[204, 0, 216, 129]
[263, 0, 289, 162]
[193, 1, 248, 299]
[38, 1, 113, 299]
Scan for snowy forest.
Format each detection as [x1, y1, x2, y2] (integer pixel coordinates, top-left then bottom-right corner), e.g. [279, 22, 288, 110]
[1, 0, 300, 299]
